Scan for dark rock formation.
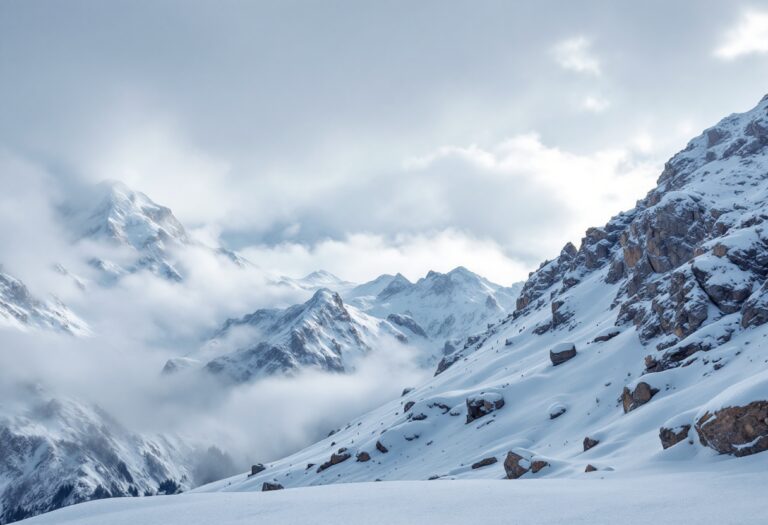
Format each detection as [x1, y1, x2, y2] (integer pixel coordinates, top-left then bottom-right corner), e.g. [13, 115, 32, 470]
[585, 464, 597, 473]
[550, 343, 577, 366]
[695, 402, 768, 456]
[356, 451, 371, 462]
[316, 451, 352, 473]
[249, 464, 266, 477]
[503, 452, 529, 479]
[376, 440, 389, 453]
[466, 395, 505, 424]
[583, 437, 600, 451]
[622, 382, 659, 413]
[659, 424, 691, 449]
[261, 482, 284, 491]
[530, 460, 550, 473]
[471, 457, 498, 469]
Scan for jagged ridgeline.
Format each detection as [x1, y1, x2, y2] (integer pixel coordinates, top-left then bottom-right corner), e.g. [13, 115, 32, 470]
[208, 95, 768, 492]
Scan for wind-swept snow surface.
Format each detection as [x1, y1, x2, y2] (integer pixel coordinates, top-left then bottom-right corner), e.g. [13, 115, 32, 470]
[20, 464, 768, 525]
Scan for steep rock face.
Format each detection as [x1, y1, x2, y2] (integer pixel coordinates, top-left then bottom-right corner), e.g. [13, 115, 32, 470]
[0, 270, 89, 336]
[0, 394, 197, 524]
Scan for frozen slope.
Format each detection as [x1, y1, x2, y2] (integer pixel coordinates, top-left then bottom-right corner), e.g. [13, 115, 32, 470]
[20, 466, 768, 525]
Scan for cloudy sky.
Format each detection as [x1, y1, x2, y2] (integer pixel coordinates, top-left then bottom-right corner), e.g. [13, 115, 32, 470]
[2, 0, 768, 283]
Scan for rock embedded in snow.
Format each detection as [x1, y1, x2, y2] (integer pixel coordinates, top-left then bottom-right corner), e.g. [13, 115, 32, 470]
[583, 437, 600, 452]
[585, 464, 598, 473]
[549, 343, 577, 366]
[356, 452, 371, 462]
[659, 425, 691, 450]
[316, 451, 352, 473]
[465, 394, 505, 424]
[376, 441, 389, 454]
[403, 401, 415, 413]
[470, 457, 498, 469]
[695, 401, 768, 457]
[249, 464, 266, 477]
[261, 482, 284, 492]
[503, 452, 529, 479]
[548, 403, 567, 420]
[530, 460, 550, 473]
[622, 382, 659, 413]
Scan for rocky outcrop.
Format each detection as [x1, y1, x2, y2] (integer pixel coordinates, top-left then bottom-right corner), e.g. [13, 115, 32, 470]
[622, 382, 659, 413]
[375, 440, 389, 453]
[585, 464, 597, 473]
[550, 343, 577, 366]
[741, 281, 768, 328]
[503, 452, 529, 479]
[471, 457, 498, 469]
[695, 402, 768, 456]
[465, 394, 505, 424]
[403, 401, 415, 413]
[659, 425, 691, 449]
[249, 464, 266, 476]
[530, 460, 549, 473]
[356, 451, 371, 462]
[261, 482, 284, 491]
[515, 243, 578, 312]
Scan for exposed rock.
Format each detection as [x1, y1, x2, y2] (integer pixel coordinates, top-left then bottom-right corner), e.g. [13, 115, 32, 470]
[549, 404, 567, 420]
[316, 451, 351, 473]
[249, 463, 266, 477]
[376, 440, 389, 453]
[401, 388, 414, 397]
[471, 457, 498, 469]
[403, 401, 415, 413]
[622, 382, 659, 413]
[695, 401, 768, 456]
[261, 482, 284, 491]
[515, 243, 577, 312]
[593, 329, 620, 343]
[356, 451, 371, 462]
[530, 460, 550, 473]
[503, 452, 529, 479]
[549, 343, 577, 366]
[659, 424, 691, 449]
[465, 394, 505, 424]
[411, 413, 427, 421]
[585, 464, 597, 473]
[741, 281, 768, 328]
[583, 437, 600, 451]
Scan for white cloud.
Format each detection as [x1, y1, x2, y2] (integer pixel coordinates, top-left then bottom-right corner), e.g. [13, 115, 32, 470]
[581, 95, 611, 113]
[715, 9, 768, 60]
[243, 230, 530, 285]
[552, 36, 602, 75]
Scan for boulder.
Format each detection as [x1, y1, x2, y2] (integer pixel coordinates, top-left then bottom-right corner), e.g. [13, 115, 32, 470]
[659, 424, 691, 449]
[401, 387, 414, 397]
[411, 413, 427, 421]
[583, 437, 600, 451]
[471, 457, 498, 469]
[585, 464, 597, 473]
[316, 451, 351, 473]
[622, 382, 659, 413]
[548, 403, 567, 420]
[695, 401, 768, 457]
[503, 452, 529, 479]
[403, 401, 415, 413]
[593, 328, 620, 343]
[530, 460, 550, 473]
[465, 394, 505, 424]
[249, 463, 266, 477]
[376, 440, 389, 453]
[261, 482, 284, 491]
[356, 451, 371, 462]
[550, 343, 577, 366]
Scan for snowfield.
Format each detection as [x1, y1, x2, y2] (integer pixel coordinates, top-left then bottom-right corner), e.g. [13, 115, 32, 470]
[20, 463, 768, 525]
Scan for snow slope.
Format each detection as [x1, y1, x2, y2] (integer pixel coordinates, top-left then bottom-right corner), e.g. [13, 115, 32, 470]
[20, 465, 768, 525]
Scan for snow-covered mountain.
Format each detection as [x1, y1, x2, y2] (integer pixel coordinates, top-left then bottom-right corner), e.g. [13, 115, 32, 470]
[0, 387, 206, 524]
[194, 95, 768, 493]
[0, 270, 88, 336]
[347, 267, 522, 361]
[164, 288, 410, 383]
[275, 270, 356, 294]
[61, 181, 190, 282]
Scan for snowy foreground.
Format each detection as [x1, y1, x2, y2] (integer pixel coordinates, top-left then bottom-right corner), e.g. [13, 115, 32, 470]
[20, 461, 768, 525]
